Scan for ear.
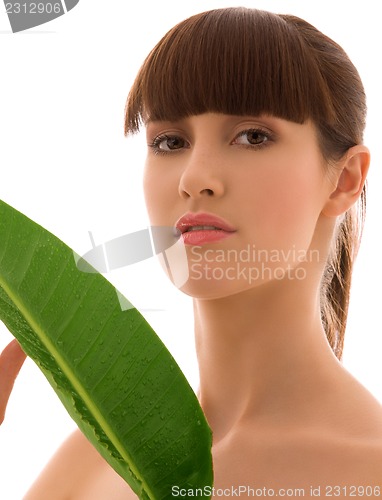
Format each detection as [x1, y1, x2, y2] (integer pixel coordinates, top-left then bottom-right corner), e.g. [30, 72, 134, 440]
[322, 145, 370, 217]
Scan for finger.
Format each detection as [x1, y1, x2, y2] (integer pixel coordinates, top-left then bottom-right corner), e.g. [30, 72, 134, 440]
[0, 339, 27, 424]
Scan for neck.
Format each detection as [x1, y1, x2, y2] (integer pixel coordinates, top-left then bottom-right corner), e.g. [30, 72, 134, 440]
[194, 276, 343, 444]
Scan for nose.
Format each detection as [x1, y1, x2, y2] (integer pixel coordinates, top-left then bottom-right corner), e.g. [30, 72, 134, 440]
[178, 149, 225, 199]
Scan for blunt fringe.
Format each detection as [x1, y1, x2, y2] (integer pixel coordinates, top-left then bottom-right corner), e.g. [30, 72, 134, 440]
[125, 7, 367, 360]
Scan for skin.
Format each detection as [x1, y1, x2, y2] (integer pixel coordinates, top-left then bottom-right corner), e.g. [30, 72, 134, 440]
[1, 113, 381, 498]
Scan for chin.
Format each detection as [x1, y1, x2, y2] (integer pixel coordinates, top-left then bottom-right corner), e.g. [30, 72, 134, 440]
[174, 274, 263, 300]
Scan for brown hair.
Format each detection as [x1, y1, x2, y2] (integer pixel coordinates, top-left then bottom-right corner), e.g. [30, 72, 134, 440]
[124, 7, 367, 360]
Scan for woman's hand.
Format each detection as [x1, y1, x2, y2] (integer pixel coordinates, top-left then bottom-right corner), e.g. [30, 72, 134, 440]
[0, 339, 26, 424]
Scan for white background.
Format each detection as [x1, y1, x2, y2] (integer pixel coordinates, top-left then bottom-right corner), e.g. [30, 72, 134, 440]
[0, 1, 381, 498]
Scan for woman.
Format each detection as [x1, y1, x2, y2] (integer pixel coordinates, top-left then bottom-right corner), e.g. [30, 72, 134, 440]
[1, 7, 381, 498]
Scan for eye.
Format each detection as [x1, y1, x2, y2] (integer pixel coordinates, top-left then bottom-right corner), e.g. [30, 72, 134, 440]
[232, 128, 271, 148]
[149, 134, 189, 154]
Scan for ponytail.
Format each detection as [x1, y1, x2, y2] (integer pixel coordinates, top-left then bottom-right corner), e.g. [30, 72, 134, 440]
[321, 186, 366, 359]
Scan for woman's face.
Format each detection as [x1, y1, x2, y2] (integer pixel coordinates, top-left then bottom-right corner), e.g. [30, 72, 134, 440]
[144, 113, 333, 298]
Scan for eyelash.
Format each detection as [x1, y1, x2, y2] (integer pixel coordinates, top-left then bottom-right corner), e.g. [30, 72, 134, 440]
[148, 128, 274, 156]
[233, 128, 274, 149]
[148, 134, 186, 156]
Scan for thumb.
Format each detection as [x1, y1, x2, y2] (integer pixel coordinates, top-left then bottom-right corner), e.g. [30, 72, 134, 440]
[0, 339, 27, 425]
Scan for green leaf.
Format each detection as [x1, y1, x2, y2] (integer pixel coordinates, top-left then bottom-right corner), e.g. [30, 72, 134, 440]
[0, 200, 213, 499]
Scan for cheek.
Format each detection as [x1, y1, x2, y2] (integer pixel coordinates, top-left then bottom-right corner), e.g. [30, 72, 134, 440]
[239, 160, 325, 251]
[142, 170, 155, 221]
[278, 183, 323, 250]
[143, 165, 173, 225]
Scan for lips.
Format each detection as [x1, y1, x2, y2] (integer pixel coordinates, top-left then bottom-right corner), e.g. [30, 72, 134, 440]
[175, 212, 236, 245]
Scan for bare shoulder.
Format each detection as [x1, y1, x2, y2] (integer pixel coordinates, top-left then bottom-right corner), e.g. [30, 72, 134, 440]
[24, 429, 138, 500]
[213, 418, 382, 490]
